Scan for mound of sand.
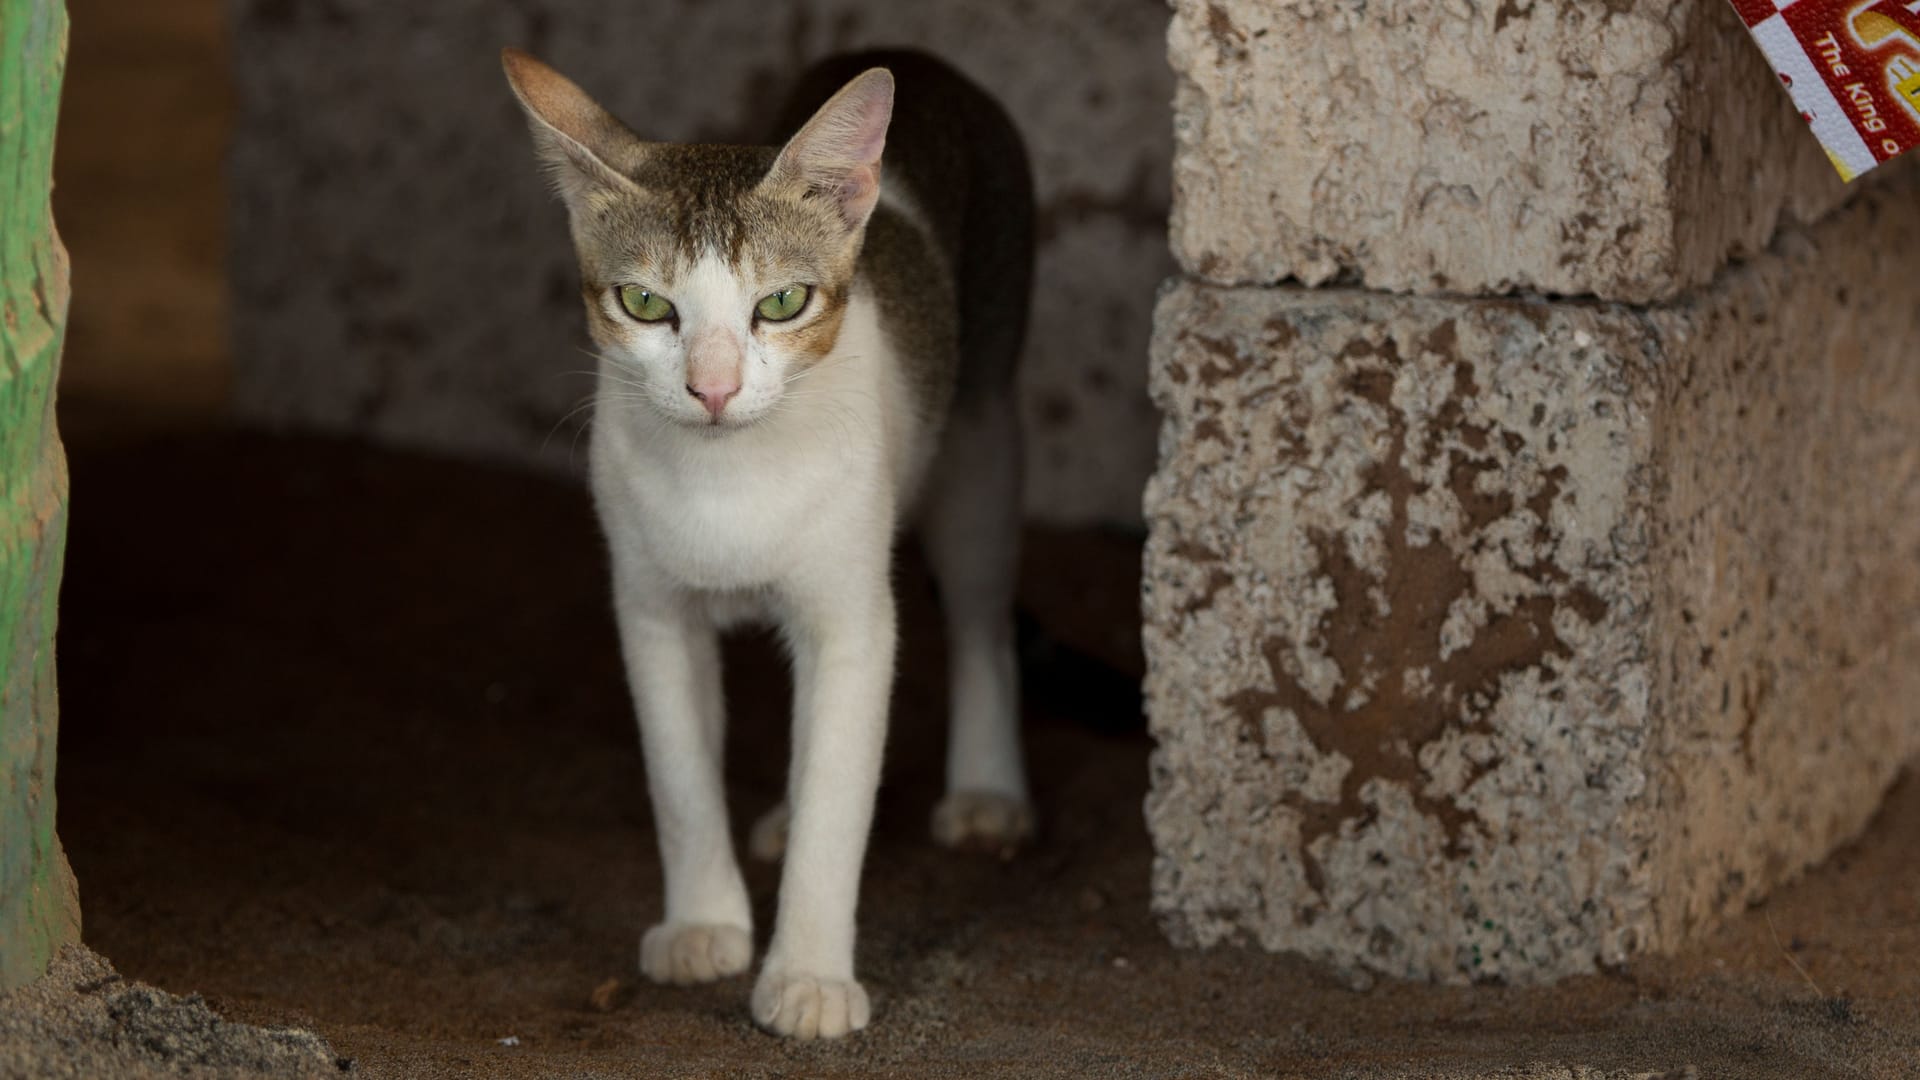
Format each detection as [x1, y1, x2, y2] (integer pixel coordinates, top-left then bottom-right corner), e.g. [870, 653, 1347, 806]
[0, 945, 348, 1079]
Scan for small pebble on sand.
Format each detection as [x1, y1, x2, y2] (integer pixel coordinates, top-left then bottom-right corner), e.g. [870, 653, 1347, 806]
[589, 978, 624, 1013]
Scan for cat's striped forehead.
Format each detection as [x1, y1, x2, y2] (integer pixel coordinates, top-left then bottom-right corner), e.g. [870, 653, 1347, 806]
[571, 143, 859, 287]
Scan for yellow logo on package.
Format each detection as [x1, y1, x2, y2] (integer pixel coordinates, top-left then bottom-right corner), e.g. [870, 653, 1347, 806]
[1728, 0, 1920, 180]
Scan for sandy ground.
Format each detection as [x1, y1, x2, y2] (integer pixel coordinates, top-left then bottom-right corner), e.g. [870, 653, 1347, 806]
[0, 945, 345, 1079]
[18, 430, 1918, 1079]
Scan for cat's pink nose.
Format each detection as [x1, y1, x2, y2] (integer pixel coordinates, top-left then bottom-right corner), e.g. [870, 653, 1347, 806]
[686, 377, 740, 419]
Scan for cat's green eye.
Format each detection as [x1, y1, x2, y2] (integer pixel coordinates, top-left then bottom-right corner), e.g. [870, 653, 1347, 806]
[617, 285, 675, 323]
[755, 285, 810, 323]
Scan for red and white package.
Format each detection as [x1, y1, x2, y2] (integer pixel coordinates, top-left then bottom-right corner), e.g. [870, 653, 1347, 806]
[1728, 0, 1920, 180]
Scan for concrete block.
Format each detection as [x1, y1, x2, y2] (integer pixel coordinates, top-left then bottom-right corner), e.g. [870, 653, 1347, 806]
[1143, 175, 1920, 982]
[226, 0, 1170, 526]
[1168, 0, 1878, 302]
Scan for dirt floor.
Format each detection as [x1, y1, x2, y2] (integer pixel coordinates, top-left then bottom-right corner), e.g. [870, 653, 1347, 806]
[0, 945, 346, 1079]
[23, 429, 1919, 1078]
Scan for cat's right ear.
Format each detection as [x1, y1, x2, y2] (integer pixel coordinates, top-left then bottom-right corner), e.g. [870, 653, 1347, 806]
[501, 48, 645, 208]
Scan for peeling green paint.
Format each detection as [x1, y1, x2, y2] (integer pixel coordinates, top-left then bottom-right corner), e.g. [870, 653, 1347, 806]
[0, 0, 80, 992]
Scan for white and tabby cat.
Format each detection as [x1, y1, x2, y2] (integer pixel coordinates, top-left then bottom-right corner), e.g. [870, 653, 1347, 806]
[502, 48, 1035, 1038]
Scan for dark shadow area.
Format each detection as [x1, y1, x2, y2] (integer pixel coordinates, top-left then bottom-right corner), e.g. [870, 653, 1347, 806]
[50, 430, 1920, 1078]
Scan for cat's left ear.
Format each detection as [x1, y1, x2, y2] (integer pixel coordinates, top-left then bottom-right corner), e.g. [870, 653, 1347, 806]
[765, 68, 894, 231]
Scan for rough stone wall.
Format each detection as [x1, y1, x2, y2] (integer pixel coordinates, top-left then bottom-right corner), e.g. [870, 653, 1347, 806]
[226, 0, 1170, 526]
[1144, 177, 1920, 983]
[1145, 285, 1659, 981]
[1168, 0, 1856, 301]
[1642, 195, 1920, 942]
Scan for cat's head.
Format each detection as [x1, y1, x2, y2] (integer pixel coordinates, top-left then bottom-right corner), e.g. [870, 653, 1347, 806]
[502, 49, 892, 430]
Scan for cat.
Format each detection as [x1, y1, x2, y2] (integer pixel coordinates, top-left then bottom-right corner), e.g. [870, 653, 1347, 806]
[501, 47, 1036, 1039]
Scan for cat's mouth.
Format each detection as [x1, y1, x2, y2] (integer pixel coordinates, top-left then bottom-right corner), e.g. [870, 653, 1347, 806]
[683, 411, 749, 434]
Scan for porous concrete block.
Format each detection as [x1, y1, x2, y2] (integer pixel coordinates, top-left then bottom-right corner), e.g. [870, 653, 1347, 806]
[1143, 175, 1920, 983]
[227, 0, 1169, 526]
[1168, 0, 1876, 302]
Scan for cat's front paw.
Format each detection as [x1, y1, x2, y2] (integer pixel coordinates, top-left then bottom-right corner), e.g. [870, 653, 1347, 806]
[931, 790, 1034, 856]
[751, 967, 871, 1039]
[639, 922, 752, 985]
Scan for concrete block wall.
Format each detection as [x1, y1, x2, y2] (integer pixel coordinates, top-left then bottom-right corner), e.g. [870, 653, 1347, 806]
[1169, 0, 1851, 300]
[225, 0, 1171, 526]
[1147, 0, 1920, 983]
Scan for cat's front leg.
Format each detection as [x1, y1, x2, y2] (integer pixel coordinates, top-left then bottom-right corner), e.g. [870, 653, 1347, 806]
[612, 572, 753, 986]
[752, 570, 897, 1038]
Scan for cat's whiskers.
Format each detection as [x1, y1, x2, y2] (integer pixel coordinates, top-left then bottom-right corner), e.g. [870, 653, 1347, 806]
[695, 348, 870, 453]
[543, 388, 659, 463]
[540, 392, 602, 456]
[774, 391, 877, 456]
[565, 365, 644, 387]
[540, 356, 648, 457]
[580, 347, 656, 387]
[780, 350, 860, 387]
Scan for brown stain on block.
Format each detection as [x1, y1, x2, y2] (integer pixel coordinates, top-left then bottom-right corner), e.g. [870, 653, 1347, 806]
[1180, 569, 1237, 617]
[1206, 3, 1247, 55]
[1224, 327, 1607, 910]
[1188, 330, 1259, 388]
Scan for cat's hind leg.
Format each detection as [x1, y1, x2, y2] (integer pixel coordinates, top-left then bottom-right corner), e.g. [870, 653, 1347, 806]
[919, 392, 1034, 855]
[613, 576, 754, 985]
[748, 800, 789, 861]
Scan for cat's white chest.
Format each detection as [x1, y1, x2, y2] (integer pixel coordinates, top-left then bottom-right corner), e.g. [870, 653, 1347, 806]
[594, 422, 876, 591]
[646, 441, 864, 587]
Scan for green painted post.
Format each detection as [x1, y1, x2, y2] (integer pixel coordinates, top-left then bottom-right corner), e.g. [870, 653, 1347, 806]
[0, 0, 80, 990]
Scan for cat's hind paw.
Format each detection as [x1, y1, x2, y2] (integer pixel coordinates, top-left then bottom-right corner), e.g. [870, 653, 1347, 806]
[639, 922, 752, 985]
[751, 968, 871, 1039]
[931, 790, 1034, 857]
[747, 801, 790, 862]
